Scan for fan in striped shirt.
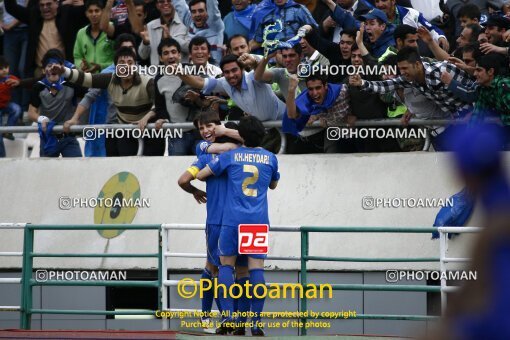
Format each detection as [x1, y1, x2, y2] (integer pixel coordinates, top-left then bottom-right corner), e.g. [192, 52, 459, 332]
[349, 46, 475, 117]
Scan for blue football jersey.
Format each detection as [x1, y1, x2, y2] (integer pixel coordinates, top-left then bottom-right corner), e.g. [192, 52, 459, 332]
[196, 140, 211, 157]
[208, 147, 280, 227]
[187, 153, 227, 225]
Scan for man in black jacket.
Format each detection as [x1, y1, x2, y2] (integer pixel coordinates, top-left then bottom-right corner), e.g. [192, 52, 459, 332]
[5, 0, 87, 76]
[344, 42, 400, 152]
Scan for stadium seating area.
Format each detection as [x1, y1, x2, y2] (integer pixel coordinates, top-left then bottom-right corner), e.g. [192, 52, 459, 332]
[0, 0, 508, 157]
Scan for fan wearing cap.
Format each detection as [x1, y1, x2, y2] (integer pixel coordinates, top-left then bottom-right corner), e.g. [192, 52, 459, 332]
[479, 15, 510, 56]
[359, 8, 396, 58]
[27, 49, 84, 157]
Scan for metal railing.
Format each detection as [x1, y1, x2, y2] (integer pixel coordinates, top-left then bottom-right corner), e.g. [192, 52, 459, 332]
[0, 223, 481, 333]
[0, 119, 459, 134]
[299, 226, 443, 335]
[0, 223, 26, 313]
[438, 226, 481, 314]
[19, 224, 162, 329]
[0, 118, 460, 156]
[162, 224, 480, 335]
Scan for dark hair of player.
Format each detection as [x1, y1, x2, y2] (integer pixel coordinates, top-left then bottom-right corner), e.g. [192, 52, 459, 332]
[216, 121, 240, 144]
[158, 38, 181, 56]
[396, 46, 421, 63]
[193, 110, 221, 129]
[238, 116, 266, 148]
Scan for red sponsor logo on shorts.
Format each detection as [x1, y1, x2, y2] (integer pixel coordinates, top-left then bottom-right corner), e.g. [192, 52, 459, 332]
[238, 224, 269, 254]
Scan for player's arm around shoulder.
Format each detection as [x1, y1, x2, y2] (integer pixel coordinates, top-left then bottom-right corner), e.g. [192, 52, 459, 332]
[205, 125, 243, 154]
[197, 132, 240, 155]
[207, 142, 239, 154]
[197, 149, 233, 181]
[213, 124, 244, 144]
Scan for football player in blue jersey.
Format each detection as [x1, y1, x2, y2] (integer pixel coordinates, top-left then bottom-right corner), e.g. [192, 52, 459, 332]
[197, 116, 280, 336]
[178, 110, 243, 333]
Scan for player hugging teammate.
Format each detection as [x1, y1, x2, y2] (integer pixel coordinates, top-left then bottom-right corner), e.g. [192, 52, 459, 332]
[178, 110, 242, 333]
[178, 113, 280, 336]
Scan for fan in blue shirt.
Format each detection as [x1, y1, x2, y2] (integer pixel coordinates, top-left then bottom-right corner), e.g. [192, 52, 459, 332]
[197, 116, 280, 336]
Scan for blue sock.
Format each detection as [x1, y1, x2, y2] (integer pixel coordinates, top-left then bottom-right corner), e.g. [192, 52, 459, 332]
[214, 282, 222, 313]
[201, 268, 213, 315]
[233, 279, 239, 314]
[218, 265, 235, 321]
[249, 269, 266, 325]
[236, 277, 250, 323]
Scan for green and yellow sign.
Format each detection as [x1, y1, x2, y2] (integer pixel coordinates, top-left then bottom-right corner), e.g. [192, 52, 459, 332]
[94, 172, 141, 239]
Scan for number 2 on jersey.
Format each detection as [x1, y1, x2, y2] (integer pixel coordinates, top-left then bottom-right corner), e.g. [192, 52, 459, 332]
[242, 165, 259, 197]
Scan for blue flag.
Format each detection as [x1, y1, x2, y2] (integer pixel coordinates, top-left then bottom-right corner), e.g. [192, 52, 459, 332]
[432, 188, 475, 239]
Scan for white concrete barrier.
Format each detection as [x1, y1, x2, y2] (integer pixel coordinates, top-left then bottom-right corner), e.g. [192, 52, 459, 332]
[0, 152, 498, 271]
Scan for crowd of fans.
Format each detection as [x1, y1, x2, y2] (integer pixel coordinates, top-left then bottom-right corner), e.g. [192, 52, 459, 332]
[0, 0, 508, 157]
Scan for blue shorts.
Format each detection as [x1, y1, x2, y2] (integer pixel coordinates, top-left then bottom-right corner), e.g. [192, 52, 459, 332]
[206, 224, 221, 267]
[218, 226, 267, 260]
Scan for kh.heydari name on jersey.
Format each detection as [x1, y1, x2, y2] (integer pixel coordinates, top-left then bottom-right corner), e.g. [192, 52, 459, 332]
[234, 153, 270, 165]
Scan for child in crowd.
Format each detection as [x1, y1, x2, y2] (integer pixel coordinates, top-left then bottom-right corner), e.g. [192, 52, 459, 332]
[0, 56, 22, 140]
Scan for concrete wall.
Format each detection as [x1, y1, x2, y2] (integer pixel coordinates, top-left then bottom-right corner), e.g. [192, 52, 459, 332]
[0, 153, 496, 271]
